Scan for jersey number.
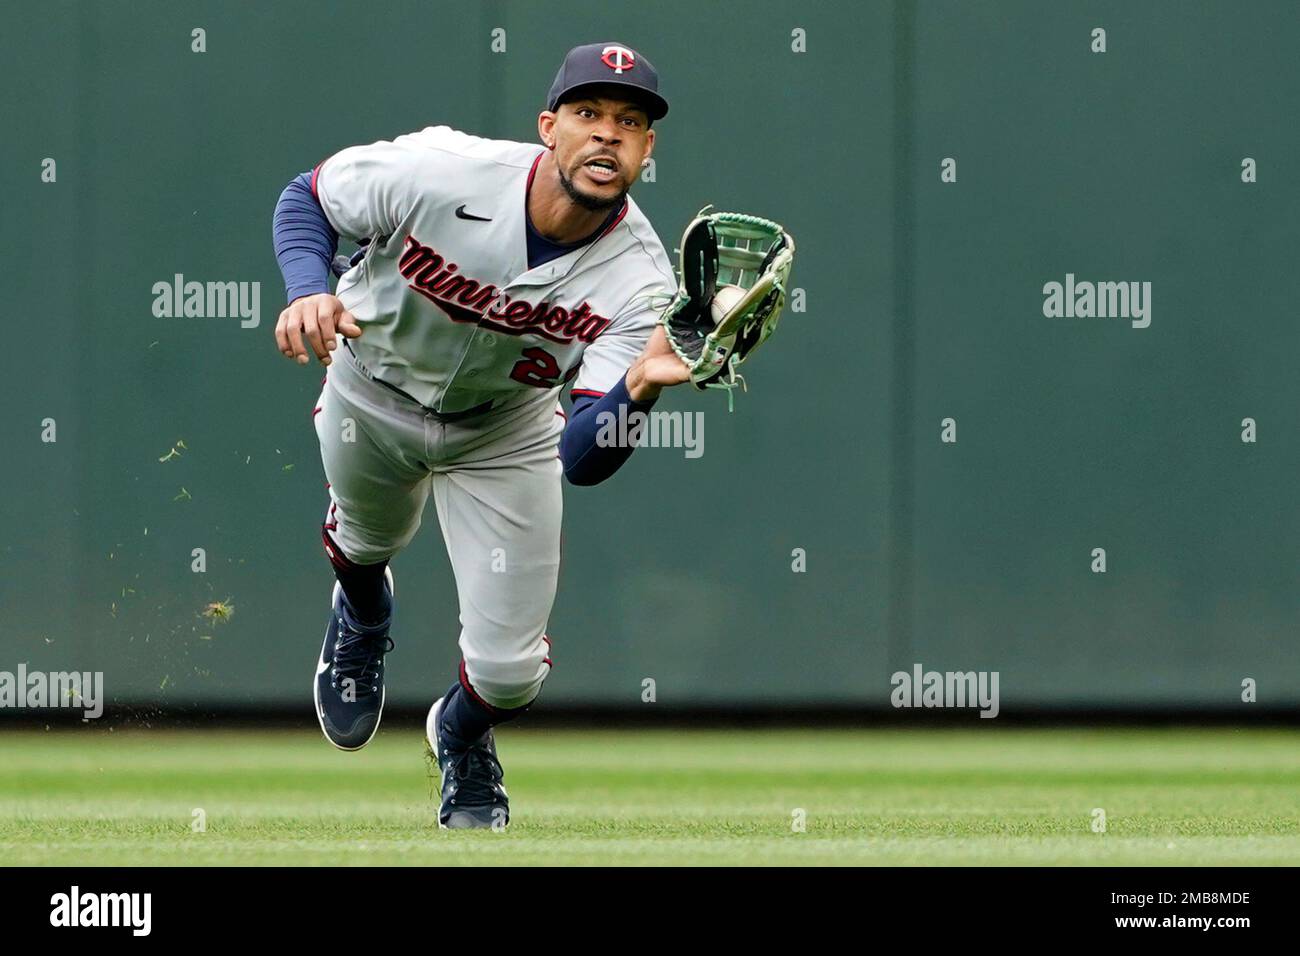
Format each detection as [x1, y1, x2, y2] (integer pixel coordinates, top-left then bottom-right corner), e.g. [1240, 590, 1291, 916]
[510, 347, 578, 389]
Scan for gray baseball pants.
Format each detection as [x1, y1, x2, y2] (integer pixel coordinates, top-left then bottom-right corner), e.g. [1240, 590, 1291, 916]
[313, 344, 563, 709]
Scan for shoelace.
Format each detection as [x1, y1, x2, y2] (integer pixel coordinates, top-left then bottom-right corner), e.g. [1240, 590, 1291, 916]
[331, 625, 395, 698]
[446, 743, 504, 805]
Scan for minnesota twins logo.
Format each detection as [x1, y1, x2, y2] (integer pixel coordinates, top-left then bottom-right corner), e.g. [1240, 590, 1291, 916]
[600, 45, 635, 74]
[397, 236, 612, 344]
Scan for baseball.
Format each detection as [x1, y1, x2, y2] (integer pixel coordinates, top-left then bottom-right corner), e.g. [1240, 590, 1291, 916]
[711, 283, 747, 321]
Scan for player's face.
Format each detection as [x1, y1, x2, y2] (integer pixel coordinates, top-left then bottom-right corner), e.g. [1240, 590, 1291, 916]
[548, 95, 654, 212]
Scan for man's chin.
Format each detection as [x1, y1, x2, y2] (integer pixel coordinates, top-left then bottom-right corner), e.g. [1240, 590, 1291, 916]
[559, 169, 627, 212]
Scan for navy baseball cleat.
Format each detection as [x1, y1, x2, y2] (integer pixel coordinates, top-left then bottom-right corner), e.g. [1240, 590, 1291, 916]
[426, 691, 510, 830]
[313, 567, 395, 751]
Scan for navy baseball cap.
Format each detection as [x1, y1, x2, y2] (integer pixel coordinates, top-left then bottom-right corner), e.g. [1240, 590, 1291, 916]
[546, 41, 669, 122]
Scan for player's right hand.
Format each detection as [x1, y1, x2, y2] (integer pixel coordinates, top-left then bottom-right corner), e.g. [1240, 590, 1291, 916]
[275, 293, 363, 366]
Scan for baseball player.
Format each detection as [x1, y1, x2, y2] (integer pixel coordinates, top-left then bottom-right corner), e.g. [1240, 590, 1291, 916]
[271, 42, 687, 829]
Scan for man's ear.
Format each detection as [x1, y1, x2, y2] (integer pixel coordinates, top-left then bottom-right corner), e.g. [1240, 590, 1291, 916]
[642, 127, 655, 161]
[538, 111, 557, 149]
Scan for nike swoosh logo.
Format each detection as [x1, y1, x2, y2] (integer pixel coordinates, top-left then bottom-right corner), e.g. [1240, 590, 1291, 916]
[455, 204, 492, 222]
[317, 658, 331, 676]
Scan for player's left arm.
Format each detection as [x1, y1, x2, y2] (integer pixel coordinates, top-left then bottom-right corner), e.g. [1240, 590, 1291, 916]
[559, 288, 689, 486]
[624, 324, 691, 399]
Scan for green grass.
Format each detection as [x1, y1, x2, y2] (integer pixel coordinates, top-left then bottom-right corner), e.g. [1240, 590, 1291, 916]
[0, 725, 1297, 865]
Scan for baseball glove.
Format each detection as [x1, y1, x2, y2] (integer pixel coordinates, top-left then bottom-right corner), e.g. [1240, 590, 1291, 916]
[657, 206, 795, 403]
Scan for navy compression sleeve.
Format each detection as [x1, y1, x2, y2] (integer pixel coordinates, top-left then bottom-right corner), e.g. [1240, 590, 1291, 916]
[560, 376, 658, 486]
[273, 170, 338, 303]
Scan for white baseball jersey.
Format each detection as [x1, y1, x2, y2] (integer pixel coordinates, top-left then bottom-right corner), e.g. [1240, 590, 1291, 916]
[313, 125, 676, 413]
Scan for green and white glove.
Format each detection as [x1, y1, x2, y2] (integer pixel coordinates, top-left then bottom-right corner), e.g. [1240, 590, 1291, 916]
[658, 206, 796, 401]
